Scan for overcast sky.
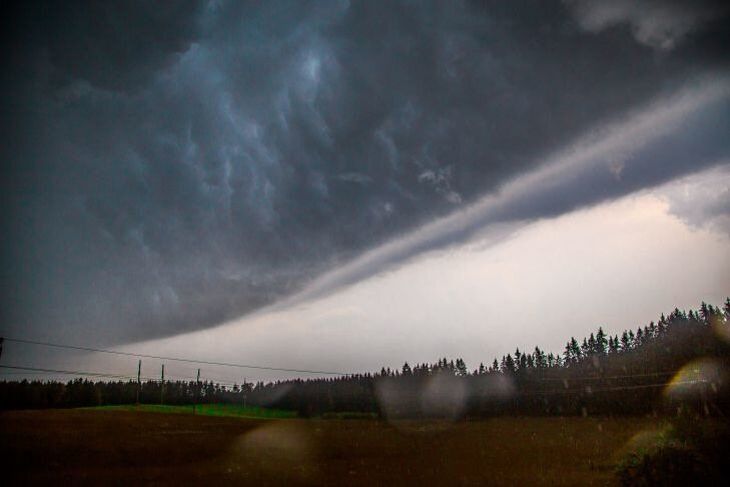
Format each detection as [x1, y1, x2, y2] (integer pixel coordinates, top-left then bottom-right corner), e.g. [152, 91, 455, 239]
[1, 1, 729, 375]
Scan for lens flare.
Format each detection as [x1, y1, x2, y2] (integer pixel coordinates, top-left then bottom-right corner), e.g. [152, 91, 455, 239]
[711, 317, 730, 344]
[664, 358, 727, 401]
[228, 421, 320, 482]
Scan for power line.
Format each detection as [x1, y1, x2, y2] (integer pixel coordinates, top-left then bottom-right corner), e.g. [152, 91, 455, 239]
[0, 364, 137, 381]
[524, 371, 678, 382]
[2, 364, 704, 398]
[518, 379, 705, 396]
[0, 364, 248, 388]
[2, 337, 349, 376]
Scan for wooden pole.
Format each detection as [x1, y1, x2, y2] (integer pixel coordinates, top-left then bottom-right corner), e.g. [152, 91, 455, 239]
[136, 359, 141, 405]
[160, 364, 165, 405]
[193, 368, 200, 415]
[242, 378, 247, 409]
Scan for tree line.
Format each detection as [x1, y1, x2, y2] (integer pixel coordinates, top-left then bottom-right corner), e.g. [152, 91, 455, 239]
[2, 299, 729, 417]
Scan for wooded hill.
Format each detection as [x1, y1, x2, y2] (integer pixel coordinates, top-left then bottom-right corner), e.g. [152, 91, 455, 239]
[2, 299, 729, 417]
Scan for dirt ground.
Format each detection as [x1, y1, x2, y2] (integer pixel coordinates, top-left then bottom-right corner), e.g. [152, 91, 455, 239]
[1, 409, 663, 486]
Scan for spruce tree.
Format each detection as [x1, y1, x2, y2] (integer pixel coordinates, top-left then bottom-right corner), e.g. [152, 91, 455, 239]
[700, 301, 711, 324]
[608, 336, 619, 354]
[596, 327, 607, 354]
[564, 341, 573, 365]
[635, 327, 644, 348]
[503, 354, 516, 374]
[526, 354, 534, 369]
[587, 333, 597, 354]
[620, 331, 631, 351]
[648, 321, 656, 339]
[455, 358, 468, 376]
[519, 352, 528, 370]
[402, 362, 412, 376]
[534, 346, 547, 369]
[581, 337, 590, 357]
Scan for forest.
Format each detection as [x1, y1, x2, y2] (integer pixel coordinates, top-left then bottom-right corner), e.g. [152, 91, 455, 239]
[2, 299, 729, 418]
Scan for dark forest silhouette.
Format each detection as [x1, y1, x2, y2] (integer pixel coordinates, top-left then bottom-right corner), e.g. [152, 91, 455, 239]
[2, 299, 729, 417]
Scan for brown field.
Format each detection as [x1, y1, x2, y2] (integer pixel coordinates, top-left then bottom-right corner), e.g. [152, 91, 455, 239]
[1, 409, 664, 486]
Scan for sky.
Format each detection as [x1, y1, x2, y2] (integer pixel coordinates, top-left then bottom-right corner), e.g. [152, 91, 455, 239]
[1, 1, 729, 376]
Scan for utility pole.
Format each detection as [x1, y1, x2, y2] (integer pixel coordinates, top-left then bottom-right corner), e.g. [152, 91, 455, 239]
[160, 364, 165, 405]
[193, 368, 200, 415]
[242, 378, 247, 409]
[136, 359, 141, 405]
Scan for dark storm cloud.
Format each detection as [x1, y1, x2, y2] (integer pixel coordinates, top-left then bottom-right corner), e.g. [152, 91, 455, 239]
[286, 80, 730, 306]
[1, 0, 729, 344]
[564, 0, 729, 50]
[2, 0, 204, 91]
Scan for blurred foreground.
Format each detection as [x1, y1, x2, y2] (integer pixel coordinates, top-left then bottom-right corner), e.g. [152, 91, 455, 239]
[3, 408, 726, 485]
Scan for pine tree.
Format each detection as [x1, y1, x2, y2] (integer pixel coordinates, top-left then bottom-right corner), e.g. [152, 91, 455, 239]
[620, 331, 631, 351]
[526, 354, 535, 369]
[669, 307, 686, 324]
[534, 346, 547, 369]
[706, 304, 723, 326]
[608, 336, 619, 354]
[402, 362, 412, 376]
[635, 327, 644, 348]
[455, 358, 468, 376]
[564, 341, 573, 365]
[596, 327, 607, 354]
[502, 354, 516, 374]
[571, 337, 581, 361]
[658, 313, 668, 335]
[700, 301, 711, 324]
[587, 333, 597, 354]
[519, 352, 528, 370]
[581, 337, 590, 357]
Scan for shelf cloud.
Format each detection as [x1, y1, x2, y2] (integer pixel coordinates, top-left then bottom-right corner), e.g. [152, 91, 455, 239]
[2, 0, 729, 344]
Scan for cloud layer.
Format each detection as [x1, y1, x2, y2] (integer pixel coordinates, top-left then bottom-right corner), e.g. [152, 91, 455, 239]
[565, 0, 729, 50]
[2, 0, 729, 344]
[278, 78, 730, 308]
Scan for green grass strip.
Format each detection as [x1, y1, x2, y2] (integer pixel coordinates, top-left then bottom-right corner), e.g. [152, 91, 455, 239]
[85, 403, 297, 419]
